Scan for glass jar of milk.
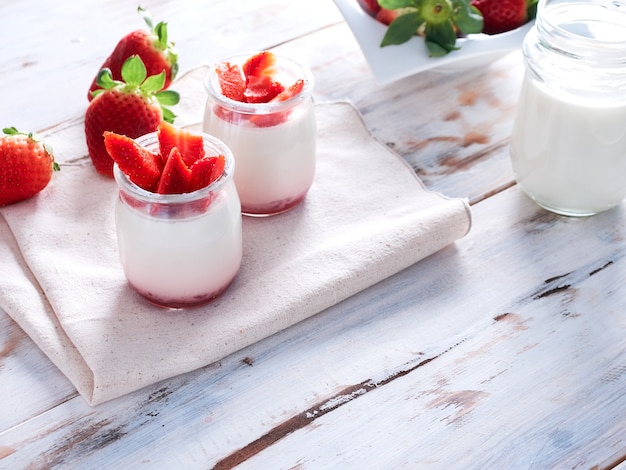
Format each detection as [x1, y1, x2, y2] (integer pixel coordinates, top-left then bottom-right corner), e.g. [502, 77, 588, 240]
[510, 0, 626, 216]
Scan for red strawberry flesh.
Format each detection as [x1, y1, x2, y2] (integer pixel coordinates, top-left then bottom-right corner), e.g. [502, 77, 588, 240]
[249, 79, 306, 127]
[242, 51, 278, 77]
[156, 147, 192, 194]
[215, 62, 246, 102]
[189, 155, 225, 192]
[104, 132, 164, 191]
[157, 121, 205, 167]
[471, 0, 527, 34]
[243, 75, 285, 103]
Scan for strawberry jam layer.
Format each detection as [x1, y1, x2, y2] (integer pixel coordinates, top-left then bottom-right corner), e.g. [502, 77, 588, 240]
[204, 101, 316, 216]
[241, 192, 307, 217]
[130, 272, 238, 309]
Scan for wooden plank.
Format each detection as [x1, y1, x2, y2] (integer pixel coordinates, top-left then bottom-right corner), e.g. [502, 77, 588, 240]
[2, 0, 625, 467]
[0, 0, 343, 132]
[274, 23, 526, 203]
[0, 312, 78, 433]
[2, 186, 625, 467]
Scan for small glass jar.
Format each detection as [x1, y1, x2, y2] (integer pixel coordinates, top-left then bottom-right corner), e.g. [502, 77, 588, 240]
[203, 53, 317, 217]
[113, 132, 242, 309]
[510, 0, 626, 216]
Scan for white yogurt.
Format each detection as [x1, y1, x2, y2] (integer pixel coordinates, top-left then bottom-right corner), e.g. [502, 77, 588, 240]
[113, 133, 242, 308]
[510, 75, 626, 216]
[203, 103, 316, 215]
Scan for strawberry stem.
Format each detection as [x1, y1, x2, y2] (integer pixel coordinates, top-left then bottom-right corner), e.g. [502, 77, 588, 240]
[379, 0, 484, 56]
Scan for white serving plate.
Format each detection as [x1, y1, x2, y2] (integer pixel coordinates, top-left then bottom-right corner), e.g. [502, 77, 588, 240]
[333, 0, 534, 84]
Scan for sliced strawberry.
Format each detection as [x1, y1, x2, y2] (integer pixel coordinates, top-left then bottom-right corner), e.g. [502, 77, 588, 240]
[250, 79, 305, 127]
[242, 51, 277, 78]
[157, 121, 205, 167]
[215, 62, 246, 102]
[244, 75, 285, 103]
[103, 131, 164, 191]
[189, 155, 225, 192]
[271, 79, 305, 103]
[156, 147, 192, 194]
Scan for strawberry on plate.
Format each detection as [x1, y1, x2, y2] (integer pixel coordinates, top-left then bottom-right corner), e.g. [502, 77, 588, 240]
[378, 0, 483, 57]
[87, 6, 178, 101]
[85, 55, 180, 178]
[360, 0, 381, 16]
[471, 0, 532, 35]
[0, 127, 59, 207]
[372, 0, 536, 56]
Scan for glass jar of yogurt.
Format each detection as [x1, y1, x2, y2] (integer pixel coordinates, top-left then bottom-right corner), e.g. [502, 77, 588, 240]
[510, 0, 626, 216]
[203, 53, 317, 216]
[113, 132, 242, 309]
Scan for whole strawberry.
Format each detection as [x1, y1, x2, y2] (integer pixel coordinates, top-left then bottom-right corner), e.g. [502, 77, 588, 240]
[379, 0, 483, 57]
[0, 127, 59, 207]
[87, 6, 178, 101]
[471, 0, 533, 34]
[85, 55, 179, 177]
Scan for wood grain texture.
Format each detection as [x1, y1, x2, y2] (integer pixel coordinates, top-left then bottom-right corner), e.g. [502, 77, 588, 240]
[1, 0, 625, 468]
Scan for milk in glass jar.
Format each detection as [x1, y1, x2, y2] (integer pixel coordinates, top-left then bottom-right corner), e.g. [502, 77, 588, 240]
[510, 0, 626, 216]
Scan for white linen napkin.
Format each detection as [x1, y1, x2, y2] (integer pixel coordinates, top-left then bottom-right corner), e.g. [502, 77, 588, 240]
[0, 67, 471, 405]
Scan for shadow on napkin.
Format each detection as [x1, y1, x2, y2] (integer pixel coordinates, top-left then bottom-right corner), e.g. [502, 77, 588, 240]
[0, 67, 471, 406]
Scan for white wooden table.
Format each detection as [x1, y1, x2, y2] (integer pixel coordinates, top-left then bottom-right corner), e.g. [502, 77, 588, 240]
[1, 1, 626, 468]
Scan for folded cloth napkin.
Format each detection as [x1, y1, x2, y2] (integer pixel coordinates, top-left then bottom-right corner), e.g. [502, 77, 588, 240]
[0, 67, 471, 406]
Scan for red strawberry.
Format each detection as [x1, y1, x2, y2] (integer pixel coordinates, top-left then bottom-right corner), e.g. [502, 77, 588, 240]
[0, 127, 59, 206]
[376, 7, 403, 25]
[156, 148, 192, 194]
[243, 75, 285, 103]
[271, 79, 305, 103]
[242, 51, 278, 78]
[471, 0, 527, 34]
[85, 55, 179, 177]
[87, 6, 178, 101]
[157, 121, 205, 167]
[215, 62, 246, 102]
[189, 155, 225, 192]
[360, 0, 381, 16]
[250, 79, 306, 127]
[103, 131, 164, 191]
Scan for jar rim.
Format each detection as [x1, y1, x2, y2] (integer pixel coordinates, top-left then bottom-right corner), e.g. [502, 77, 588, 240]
[113, 131, 235, 203]
[537, 0, 626, 54]
[204, 51, 314, 114]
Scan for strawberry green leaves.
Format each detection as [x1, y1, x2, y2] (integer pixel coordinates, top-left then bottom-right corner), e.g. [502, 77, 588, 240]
[92, 55, 180, 123]
[380, 0, 483, 57]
